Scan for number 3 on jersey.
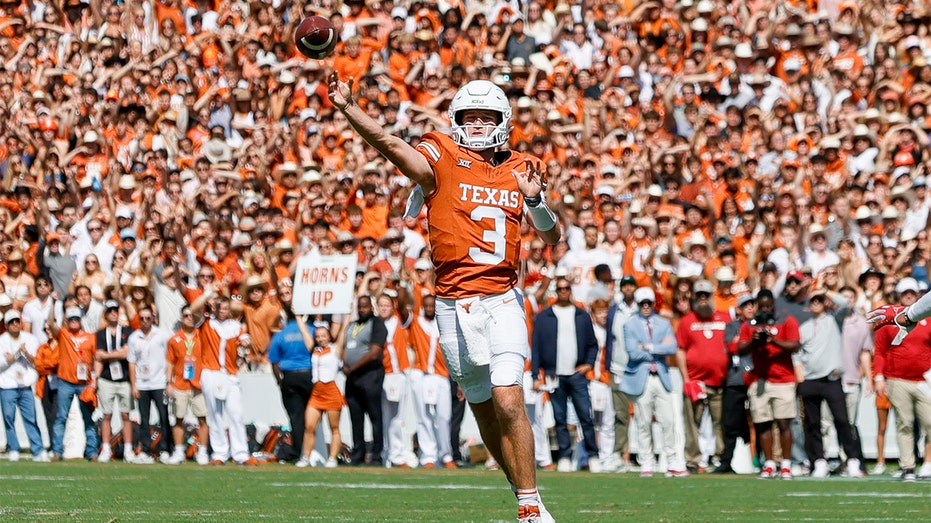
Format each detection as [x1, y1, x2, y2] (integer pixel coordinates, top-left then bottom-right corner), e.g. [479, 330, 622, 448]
[468, 205, 506, 265]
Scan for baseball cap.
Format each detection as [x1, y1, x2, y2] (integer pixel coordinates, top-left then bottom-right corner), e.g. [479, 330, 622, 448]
[736, 294, 756, 308]
[104, 300, 120, 310]
[414, 258, 433, 271]
[619, 275, 637, 286]
[896, 277, 919, 294]
[634, 287, 655, 304]
[115, 207, 134, 219]
[693, 280, 714, 294]
[4, 310, 20, 323]
[65, 306, 83, 319]
[786, 270, 805, 282]
[120, 228, 137, 240]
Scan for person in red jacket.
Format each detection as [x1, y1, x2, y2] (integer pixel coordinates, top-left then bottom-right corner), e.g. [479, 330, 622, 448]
[676, 280, 731, 473]
[870, 282, 931, 482]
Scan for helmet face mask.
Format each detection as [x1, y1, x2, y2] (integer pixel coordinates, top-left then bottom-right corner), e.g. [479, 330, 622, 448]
[448, 80, 512, 150]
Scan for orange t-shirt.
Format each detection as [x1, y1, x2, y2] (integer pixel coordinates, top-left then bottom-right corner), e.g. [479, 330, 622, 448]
[381, 314, 410, 374]
[199, 317, 244, 375]
[57, 328, 97, 385]
[418, 132, 528, 299]
[166, 329, 204, 390]
[409, 313, 449, 377]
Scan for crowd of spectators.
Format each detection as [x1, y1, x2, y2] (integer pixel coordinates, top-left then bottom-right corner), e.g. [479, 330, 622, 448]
[0, 0, 929, 475]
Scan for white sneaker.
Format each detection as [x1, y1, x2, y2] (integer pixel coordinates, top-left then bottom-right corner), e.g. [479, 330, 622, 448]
[325, 458, 338, 468]
[159, 451, 172, 464]
[538, 498, 556, 523]
[8, 450, 20, 462]
[811, 459, 829, 478]
[556, 457, 573, 472]
[917, 462, 931, 479]
[166, 450, 185, 465]
[98, 446, 112, 463]
[588, 457, 602, 473]
[846, 458, 863, 478]
[132, 453, 155, 465]
[872, 462, 887, 475]
[309, 450, 327, 467]
[196, 448, 209, 466]
[33, 451, 50, 463]
[295, 457, 311, 468]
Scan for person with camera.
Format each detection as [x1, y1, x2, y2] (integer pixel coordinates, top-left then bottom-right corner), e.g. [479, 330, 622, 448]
[737, 289, 801, 479]
[796, 289, 862, 478]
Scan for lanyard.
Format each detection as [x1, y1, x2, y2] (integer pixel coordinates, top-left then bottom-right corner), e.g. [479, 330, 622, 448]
[106, 325, 122, 353]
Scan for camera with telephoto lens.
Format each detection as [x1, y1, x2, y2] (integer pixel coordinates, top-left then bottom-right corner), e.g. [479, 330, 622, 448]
[750, 312, 776, 340]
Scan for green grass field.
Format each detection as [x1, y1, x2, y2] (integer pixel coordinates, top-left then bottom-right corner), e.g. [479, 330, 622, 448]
[1, 461, 929, 522]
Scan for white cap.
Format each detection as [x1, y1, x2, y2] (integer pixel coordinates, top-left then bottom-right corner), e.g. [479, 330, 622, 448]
[646, 184, 663, 197]
[594, 184, 615, 198]
[82, 130, 99, 143]
[618, 65, 636, 78]
[783, 57, 802, 71]
[821, 137, 841, 149]
[855, 206, 873, 220]
[714, 266, 736, 282]
[115, 207, 134, 219]
[696, 0, 714, 13]
[734, 43, 753, 58]
[691, 18, 708, 32]
[896, 277, 919, 294]
[634, 287, 655, 304]
[3, 310, 20, 323]
[892, 166, 912, 181]
[414, 258, 433, 271]
[118, 175, 136, 190]
[554, 266, 570, 279]
[65, 306, 83, 319]
[693, 280, 714, 294]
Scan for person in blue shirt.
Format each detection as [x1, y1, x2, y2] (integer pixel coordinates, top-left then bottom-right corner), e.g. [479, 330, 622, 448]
[268, 311, 314, 463]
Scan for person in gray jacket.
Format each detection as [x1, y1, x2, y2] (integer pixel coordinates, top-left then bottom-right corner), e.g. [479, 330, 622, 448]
[621, 287, 688, 477]
[796, 288, 862, 478]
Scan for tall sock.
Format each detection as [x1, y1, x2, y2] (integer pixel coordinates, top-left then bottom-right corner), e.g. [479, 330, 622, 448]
[515, 488, 540, 508]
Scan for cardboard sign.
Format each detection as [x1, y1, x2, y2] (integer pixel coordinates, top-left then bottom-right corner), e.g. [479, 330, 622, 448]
[292, 252, 357, 314]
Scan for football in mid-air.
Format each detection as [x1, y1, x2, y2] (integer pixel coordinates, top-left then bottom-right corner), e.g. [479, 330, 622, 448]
[295, 16, 339, 60]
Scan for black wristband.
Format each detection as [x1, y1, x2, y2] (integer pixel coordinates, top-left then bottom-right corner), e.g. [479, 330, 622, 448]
[525, 195, 542, 207]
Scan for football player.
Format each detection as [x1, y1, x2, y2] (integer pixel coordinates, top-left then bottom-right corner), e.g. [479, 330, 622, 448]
[329, 74, 560, 523]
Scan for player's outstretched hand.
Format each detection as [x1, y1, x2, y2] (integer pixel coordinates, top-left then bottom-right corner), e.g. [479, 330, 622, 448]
[866, 304, 913, 345]
[866, 304, 906, 329]
[328, 72, 354, 111]
[513, 159, 546, 199]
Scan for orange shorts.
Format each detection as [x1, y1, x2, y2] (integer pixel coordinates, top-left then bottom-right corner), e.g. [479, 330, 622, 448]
[875, 392, 891, 410]
[309, 381, 345, 412]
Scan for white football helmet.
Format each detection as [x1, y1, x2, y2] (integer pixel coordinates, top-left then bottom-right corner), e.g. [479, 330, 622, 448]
[448, 80, 512, 150]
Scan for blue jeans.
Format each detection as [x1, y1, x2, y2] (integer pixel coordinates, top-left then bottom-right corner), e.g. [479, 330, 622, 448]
[0, 387, 44, 454]
[51, 380, 98, 458]
[550, 373, 598, 459]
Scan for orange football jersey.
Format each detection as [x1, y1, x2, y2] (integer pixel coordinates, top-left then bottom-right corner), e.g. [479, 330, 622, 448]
[417, 132, 529, 299]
